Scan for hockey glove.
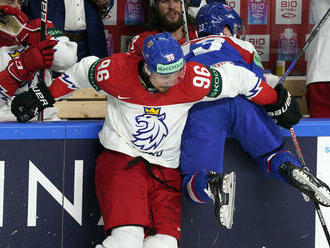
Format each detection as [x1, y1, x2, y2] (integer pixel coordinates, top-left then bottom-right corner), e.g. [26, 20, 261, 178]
[0, 5, 29, 45]
[264, 84, 301, 129]
[7, 39, 57, 82]
[11, 82, 55, 123]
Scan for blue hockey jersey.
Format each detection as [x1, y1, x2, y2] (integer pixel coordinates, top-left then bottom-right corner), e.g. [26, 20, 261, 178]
[181, 35, 265, 79]
[180, 35, 284, 203]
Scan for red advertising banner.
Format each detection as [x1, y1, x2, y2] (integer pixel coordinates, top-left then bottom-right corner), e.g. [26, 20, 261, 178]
[102, 0, 313, 75]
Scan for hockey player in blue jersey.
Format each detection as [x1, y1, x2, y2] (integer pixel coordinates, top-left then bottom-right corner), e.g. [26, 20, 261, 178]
[180, 2, 330, 229]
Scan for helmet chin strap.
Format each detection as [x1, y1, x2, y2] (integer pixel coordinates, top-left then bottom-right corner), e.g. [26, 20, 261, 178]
[144, 64, 151, 76]
[138, 61, 158, 93]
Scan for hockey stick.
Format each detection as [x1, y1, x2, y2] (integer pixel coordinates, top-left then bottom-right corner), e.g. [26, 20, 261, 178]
[315, 201, 330, 246]
[276, 7, 330, 200]
[37, 0, 48, 121]
[290, 128, 330, 246]
[180, 0, 190, 42]
[274, 8, 330, 245]
[290, 128, 310, 203]
[280, 8, 330, 202]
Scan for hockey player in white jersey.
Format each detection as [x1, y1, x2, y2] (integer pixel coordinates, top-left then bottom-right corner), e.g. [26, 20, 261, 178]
[180, 2, 330, 230]
[0, 2, 77, 120]
[10, 30, 293, 248]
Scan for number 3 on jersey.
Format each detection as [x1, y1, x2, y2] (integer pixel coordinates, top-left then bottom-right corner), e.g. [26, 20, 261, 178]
[193, 65, 211, 89]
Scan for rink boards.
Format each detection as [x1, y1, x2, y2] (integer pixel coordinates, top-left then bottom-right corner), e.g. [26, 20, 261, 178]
[0, 119, 329, 248]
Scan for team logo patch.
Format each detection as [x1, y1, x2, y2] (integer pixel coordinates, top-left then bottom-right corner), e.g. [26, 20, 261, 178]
[47, 27, 64, 38]
[164, 54, 175, 62]
[132, 107, 168, 155]
[88, 59, 103, 91]
[207, 68, 222, 98]
[156, 58, 184, 74]
[8, 48, 23, 60]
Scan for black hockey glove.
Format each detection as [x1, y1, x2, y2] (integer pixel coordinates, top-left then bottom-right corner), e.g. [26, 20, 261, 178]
[264, 84, 301, 129]
[11, 82, 55, 122]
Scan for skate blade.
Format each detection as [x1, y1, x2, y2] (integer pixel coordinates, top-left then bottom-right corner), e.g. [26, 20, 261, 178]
[221, 172, 236, 229]
[301, 168, 310, 202]
[293, 170, 330, 206]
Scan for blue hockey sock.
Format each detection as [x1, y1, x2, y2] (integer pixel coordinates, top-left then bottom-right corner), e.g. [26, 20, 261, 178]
[183, 170, 214, 203]
[256, 148, 301, 182]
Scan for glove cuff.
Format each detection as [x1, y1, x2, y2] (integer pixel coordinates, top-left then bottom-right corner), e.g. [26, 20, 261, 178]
[7, 59, 33, 82]
[263, 84, 301, 129]
[32, 82, 55, 108]
[264, 84, 289, 113]
[15, 23, 30, 44]
[11, 81, 55, 123]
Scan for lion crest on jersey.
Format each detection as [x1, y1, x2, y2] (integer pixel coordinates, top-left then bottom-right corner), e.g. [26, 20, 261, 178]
[132, 107, 168, 151]
[8, 49, 23, 60]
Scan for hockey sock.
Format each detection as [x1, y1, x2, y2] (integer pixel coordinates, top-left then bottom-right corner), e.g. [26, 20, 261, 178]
[183, 170, 215, 203]
[256, 147, 301, 182]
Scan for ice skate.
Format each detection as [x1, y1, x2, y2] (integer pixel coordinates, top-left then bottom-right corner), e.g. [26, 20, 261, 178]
[205, 171, 236, 229]
[279, 162, 330, 207]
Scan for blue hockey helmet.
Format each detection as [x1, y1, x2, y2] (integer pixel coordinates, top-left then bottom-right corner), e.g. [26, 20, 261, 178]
[196, 2, 244, 37]
[206, 0, 227, 3]
[142, 32, 185, 75]
[189, 0, 226, 8]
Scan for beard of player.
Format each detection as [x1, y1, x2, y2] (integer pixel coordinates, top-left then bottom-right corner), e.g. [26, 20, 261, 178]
[153, 7, 184, 32]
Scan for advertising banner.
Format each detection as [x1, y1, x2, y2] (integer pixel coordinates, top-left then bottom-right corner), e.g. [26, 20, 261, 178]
[0, 121, 326, 247]
[316, 137, 330, 248]
[0, 139, 105, 247]
[102, 0, 312, 75]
